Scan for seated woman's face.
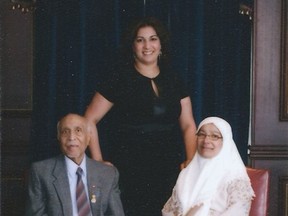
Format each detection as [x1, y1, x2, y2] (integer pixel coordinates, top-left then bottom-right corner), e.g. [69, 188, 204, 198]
[196, 123, 223, 158]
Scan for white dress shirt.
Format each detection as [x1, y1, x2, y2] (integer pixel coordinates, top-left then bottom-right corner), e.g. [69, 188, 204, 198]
[65, 155, 91, 216]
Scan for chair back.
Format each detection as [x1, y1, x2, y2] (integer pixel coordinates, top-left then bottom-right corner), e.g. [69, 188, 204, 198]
[246, 167, 270, 216]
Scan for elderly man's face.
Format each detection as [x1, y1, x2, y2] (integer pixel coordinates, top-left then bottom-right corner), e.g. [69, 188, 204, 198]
[58, 114, 90, 164]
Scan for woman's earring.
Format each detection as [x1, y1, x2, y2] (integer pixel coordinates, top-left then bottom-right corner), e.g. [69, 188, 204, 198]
[158, 51, 162, 61]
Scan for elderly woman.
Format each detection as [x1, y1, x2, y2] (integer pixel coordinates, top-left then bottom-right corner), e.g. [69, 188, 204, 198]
[162, 117, 255, 216]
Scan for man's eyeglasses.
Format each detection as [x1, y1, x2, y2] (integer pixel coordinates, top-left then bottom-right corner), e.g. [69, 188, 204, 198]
[196, 132, 223, 141]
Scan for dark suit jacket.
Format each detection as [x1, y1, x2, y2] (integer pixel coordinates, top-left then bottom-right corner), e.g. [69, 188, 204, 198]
[25, 155, 125, 216]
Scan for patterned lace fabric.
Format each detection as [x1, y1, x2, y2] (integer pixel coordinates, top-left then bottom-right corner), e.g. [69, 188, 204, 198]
[209, 178, 254, 216]
[227, 179, 254, 205]
[162, 178, 253, 216]
[162, 188, 183, 216]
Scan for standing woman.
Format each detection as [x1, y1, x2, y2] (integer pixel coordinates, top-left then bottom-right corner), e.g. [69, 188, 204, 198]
[85, 17, 197, 216]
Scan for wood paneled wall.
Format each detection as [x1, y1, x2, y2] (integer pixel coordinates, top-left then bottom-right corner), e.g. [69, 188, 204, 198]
[1, 1, 33, 215]
[251, 0, 288, 215]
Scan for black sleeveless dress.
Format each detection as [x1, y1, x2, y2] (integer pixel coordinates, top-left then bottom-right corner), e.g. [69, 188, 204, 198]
[98, 64, 189, 216]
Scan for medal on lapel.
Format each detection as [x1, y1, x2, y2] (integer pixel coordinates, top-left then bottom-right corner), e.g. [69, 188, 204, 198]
[91, 194, 96, 203]
[90, 185, 97, 203]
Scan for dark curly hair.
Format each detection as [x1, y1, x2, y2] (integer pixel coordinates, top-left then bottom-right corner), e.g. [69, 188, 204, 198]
[120, 17, 171, 67]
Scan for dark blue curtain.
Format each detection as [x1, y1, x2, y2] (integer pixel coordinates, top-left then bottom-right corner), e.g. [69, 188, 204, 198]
[31, 0, 252, 163]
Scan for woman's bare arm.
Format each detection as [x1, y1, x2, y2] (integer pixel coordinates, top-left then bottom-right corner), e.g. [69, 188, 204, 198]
[178, 96, 197, 169]
[85, 92, 113, 161]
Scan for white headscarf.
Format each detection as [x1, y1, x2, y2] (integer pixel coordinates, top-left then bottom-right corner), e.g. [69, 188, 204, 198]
[173, 117, 252, 216]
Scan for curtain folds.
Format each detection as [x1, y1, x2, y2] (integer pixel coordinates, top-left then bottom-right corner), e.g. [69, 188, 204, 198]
[31, 0, 251, 163]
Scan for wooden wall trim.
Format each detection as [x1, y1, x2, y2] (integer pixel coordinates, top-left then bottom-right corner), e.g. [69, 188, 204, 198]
[2, 141, 30, 155]
[280, 0, 288, 120]
[249, 145, 288, 159]
[279, 176, 288, 216]
[1, 110, 32, 118]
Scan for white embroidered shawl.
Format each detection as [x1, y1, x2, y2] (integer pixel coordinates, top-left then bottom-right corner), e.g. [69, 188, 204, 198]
[162, 117, 254, 216]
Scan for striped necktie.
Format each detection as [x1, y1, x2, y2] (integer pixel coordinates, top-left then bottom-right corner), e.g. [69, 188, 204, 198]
[76, 167, 92, 216]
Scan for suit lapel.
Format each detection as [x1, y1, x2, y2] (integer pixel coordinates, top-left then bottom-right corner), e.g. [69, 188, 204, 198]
[86, 157, 102, 215]
[52, 155, 73, 216]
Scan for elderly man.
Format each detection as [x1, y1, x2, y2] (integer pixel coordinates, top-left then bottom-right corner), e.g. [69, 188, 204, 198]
[26, 113, 125, 216]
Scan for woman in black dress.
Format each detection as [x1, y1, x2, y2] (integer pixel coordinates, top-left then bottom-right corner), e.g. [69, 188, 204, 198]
[85, 17, 197, 216]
